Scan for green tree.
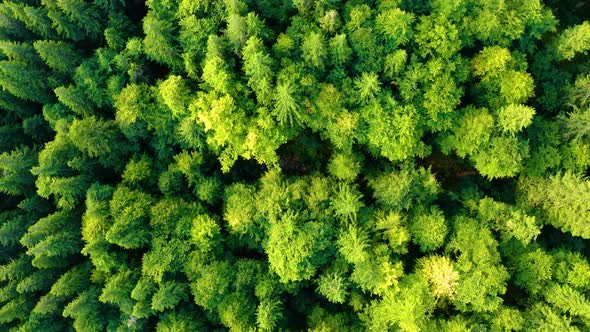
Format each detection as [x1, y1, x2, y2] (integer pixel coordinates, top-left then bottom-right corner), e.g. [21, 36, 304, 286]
[53, 0, 105, 40]
[0, 147, 37, 196]
[68, 116, 125, 159]
[354, 72, 381, 104]
[554, 21, 590, 61]
[0, 60, 53, 104]
[328, 33, 352, 66]
[273, 81, 301, 126]
[301, 31, 326, 68]
[409, 206, 448, 252]
[143, 10, 182, 71]
[33, 40, 83, 74]
[242, 37, 274, 106]
[265, 211, 331, 283]
[447, 217, 509, 313]
[106, 186, 152, 249]
[158, 75, 191, 117]
[518, 172, 590, 239]
[375, 8, 414, 46]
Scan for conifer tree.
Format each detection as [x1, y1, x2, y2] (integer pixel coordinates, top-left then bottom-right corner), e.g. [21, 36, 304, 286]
[33, 40, 83, 74]
[518, 172, 590, 239]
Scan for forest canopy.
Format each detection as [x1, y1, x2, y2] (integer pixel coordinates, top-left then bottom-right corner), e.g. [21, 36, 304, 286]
[1, 0, 590, 330]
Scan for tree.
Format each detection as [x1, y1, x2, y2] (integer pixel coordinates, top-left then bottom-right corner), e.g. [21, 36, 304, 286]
[476, 197, 541, 245]
[316, 272, 348, 304]
[327, 152, 361, 182]
[554, 21, 590, 61]
[375, 8, 414, 46]
[54, 0, 105, 40]
[367, 274, 435, 331]
[201, 35, 234, 95]
[81, 183, 120, 273]
[151, 281, 188, 312]
[472, 135, 529, 179]
[242, 37, 274, 106]
[447, 217, 509, 313]
[330, 184, 363, 224]
[383, 49, 407, 79]
[417, 255, 459, 300]
[193, 93, 249, 171]
[265, 211, 331, 283]
[409, 206, 448, 252]
[156, 308, 207, 331]
[544, 283, 590, 322]
[63, 286, 108, 332]
[0, 41, 38, 64]
[414, 16, 461, 59]
[188, 260, 234, 311]
[368, 166, 439, 212]
[0, 60, 53, 104]
[158, 75, 191, 117]
[273, 81, 301, 126]
[0, 147, 37, 196]
[361, 102, 430, 162]
[374, 210, 411, 254]
[68, 116, 124, 159]
[518, 172, 590, 239]
[497, 104, 536, 134]
[0, 0, 589, 330]
[328, 34, 351, 67]
[106, 186, 152, 249]
[99, 270, 138, 315]
[1, 2, 57, 39]
[113, 84, 151, 142]
[301, 31, 326, 68]
[354, 72, 381, 104]
[54, 85, 94, 116]
[143, 11, 182, 71]
[33, 40, 83, 74]
[256, 298, 283, 331]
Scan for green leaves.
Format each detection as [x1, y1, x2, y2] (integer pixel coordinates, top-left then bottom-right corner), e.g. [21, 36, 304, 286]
[354, 72, 381, 104]
[447, 217, 509, 313]
[418, 255, 459, 299]
[368, 167, 439, 211]
[158, 75, 191, 117]
[68, 117, 121, 158]
[409, 206, 448, 252]
[518, 172, 590, 239]
[554, 21, 590, 61]
[243, 37, 274, 105]
[106, 186, 152, 249]
[497, 104, 536, 134]
[33, 40, 82, 74]
[330, 183, 363, 223]
[0, 0, 588, 330]
[327, 152, 361, 182]
[256, 298, 283, 331]
[272, 82, 300, 126]
[473, 135, 529, 179]
[301, 31, 326, 68]
[266, 211, 330, 283]
[0, 146, 37, 196]
[151, 281, 188, 312]
[143, 11, 182, 71]
[375, 8, 414, 45]
[317, 272, 348, 304]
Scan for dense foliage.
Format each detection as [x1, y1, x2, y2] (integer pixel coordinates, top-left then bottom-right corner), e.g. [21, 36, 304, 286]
[1, 0, 590, 330]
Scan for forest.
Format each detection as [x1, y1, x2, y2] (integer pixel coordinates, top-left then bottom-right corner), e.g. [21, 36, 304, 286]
[1, 0, 590, 330]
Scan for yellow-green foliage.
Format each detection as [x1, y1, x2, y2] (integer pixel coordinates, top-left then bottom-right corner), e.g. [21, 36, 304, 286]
[0, 0, 589, 330]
